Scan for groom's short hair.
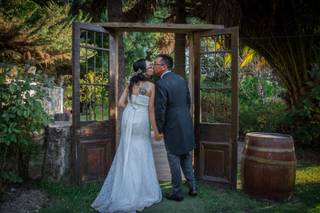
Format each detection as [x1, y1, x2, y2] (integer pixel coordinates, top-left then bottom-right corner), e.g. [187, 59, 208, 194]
[157, 54, 173, 70]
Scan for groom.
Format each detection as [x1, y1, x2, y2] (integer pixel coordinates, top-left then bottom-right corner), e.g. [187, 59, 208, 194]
[154, 54, 197, 201]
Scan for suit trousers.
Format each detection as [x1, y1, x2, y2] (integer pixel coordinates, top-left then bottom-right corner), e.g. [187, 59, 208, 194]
[166, 150, 197, 196]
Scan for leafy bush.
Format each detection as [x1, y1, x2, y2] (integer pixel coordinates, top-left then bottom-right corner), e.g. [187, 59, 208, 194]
[0, 69, 52, 192]
[240, 99, 286, 136]
[238, 72, 287, 138]
[280, 68, 320, 147]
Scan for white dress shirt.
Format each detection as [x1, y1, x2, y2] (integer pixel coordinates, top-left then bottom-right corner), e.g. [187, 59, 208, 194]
[161, 70, 171, 79]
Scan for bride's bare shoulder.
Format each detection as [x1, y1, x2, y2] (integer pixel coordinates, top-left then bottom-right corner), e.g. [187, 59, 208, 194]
[146, 81, 155, 89]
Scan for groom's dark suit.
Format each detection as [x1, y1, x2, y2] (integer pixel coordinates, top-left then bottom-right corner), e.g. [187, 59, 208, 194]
[155, 71, 197, 197]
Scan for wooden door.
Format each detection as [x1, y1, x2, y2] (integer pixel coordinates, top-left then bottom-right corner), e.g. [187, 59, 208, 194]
[72, 22, 116, 183]
[191, 27, 239, 188]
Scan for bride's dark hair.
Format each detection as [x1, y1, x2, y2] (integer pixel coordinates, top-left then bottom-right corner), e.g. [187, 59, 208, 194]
[128, 59, 150, 99]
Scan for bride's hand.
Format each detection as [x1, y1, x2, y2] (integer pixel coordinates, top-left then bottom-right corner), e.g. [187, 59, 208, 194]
[154, 132, 163, 141]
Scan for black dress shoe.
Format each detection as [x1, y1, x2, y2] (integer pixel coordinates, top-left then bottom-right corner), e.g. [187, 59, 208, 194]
[188, 189, 198, 196]
[165, 192, 184, 201]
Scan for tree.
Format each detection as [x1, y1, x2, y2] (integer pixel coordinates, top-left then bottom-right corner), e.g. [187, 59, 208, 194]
[0, 0, 89, 75]
[188, 0, 320, 106]
[187, 0, 320, 145]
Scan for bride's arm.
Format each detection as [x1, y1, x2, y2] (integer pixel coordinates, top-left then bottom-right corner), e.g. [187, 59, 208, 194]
[118, 86, 128, 108]
[149, 83, 162, 140]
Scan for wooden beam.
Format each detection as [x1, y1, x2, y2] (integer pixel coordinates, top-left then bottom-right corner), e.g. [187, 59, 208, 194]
[189, 32, 201, 179]
[230, 27, 239, 190]
[109, 31, 117, 157]
[99, 22, 224, 33]
[72, 22, 81, 184]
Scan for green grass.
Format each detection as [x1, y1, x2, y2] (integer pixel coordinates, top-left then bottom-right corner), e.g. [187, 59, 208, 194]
[39, 162, 320, 213]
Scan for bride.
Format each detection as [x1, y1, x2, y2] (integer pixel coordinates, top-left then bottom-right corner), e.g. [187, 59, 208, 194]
[91, 59, 163, 213]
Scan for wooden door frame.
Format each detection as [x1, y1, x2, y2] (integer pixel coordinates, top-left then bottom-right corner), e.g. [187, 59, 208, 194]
[189, 27, 239, 189]
[72, 22, 118, 184]
[72, 22, 239, 186]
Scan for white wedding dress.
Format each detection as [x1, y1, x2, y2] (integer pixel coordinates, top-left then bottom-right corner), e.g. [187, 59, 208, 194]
[91, 94, 162, 213]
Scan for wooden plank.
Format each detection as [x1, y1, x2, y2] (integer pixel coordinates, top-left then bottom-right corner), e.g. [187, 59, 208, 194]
[151, 133, 186, 182]
[115, 31, 122, 148]
[190, 32, 201, 178]
[109, 31, 117, 155]
[80, 140, 112, 182]
[200, 27, 239, 36]
[99, 22, 224, 33]
[200, 123, 231, 142]
[79, 44, 110, 52]
[188, 33, 195, 125]
[230, 27, 240, 190]
[151, 140, 171, 181]
[75, 22, 108, 33]
[200, 142, 231, 183]
[72, 22, 81, 184]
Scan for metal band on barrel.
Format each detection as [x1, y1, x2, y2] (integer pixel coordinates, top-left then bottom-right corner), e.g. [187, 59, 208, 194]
[241, 154, 296, 166]
[244, 145, 295, 153]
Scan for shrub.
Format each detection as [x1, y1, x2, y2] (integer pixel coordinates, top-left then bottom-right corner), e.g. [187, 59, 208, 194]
[280, 68, 320, 147]
[0, 69, 52, 193]
[239, 98, 286, 138]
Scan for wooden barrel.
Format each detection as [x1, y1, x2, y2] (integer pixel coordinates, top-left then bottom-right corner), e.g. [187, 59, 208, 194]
[241, 132, 296, 200]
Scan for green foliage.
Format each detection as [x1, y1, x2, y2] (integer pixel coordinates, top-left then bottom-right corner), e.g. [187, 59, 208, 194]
[201, 73, 287, 135]
[240, 74, 281, 102]
[238, 71, 287, 137]
[0, 0, 90, 73]
[0, 70, 52, 191]
[0, 0, 39, 20]
[281, 68, 320, 147]
[240, 99, 286, 135]
[124, 32, 160, 79]
[200, 41, 232, 84]
[123, 4, 170, 80]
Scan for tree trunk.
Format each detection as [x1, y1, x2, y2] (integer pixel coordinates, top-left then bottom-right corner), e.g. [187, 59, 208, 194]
[91, 0, 108, 21]
[174, 0, 186, 78]
[71, 0, 79, 16]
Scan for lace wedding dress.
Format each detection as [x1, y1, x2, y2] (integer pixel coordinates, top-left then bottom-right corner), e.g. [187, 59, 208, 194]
[91, 94, 162, 213]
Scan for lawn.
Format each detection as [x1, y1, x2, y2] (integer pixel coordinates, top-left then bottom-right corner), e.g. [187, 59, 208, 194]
[39, 161, 320, 213]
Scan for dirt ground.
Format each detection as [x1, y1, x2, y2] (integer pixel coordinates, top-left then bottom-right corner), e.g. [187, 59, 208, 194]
[0, 181, 48, 213]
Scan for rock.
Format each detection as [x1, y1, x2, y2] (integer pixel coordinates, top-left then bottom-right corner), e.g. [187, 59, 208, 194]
[42, 119, 72, 182]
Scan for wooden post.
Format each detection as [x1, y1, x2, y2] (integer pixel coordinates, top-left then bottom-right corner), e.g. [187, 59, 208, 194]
[231, 27, 239, 189]
[109, 31, 118, 156]
[188, 33, 194, 121]
[189, 32, 201, 179]
[71, 22, 81, 184]
[174, 0, 186, 78]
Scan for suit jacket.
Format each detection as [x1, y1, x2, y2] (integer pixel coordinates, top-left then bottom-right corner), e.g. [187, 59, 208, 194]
[155, 71, 196, 155]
